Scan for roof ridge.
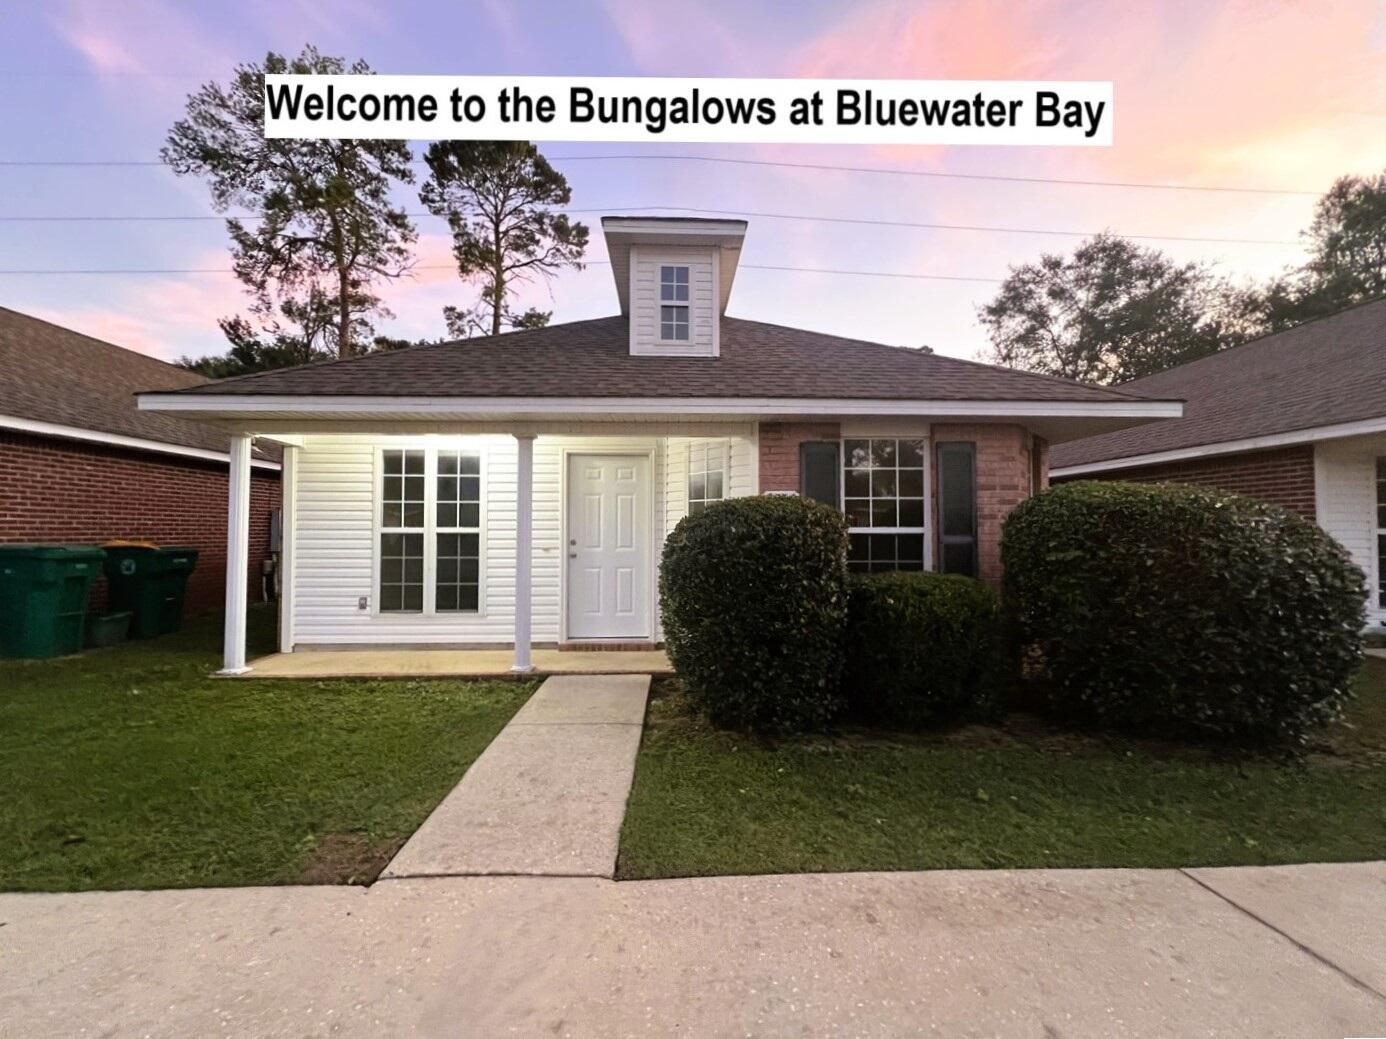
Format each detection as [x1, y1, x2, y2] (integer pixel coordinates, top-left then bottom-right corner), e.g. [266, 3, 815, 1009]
[175, 314, 629, 391]
[723, 316, 1159, 402]
[0, 305, 209, 384]
[1119, 292, 1386, 391]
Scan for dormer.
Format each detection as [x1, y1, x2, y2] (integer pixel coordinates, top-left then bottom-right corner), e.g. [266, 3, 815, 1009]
[602, 217, 747, 358]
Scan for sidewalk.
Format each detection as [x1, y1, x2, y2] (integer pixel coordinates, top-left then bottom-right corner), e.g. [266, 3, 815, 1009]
[381, 674, 650, 879]
[2, 863, 1383, 1037]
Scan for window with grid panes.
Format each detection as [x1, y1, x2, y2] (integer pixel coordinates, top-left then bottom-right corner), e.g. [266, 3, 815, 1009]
[660, 265, 690, 340]
[379, 448, 483, 614]
[434, 451, 482, 612]
[687, 441, 725, 515]
[1377, 458, 1385, 608]
[842, 438, 926, 572]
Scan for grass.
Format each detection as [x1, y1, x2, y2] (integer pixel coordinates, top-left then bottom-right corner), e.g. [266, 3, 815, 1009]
[0, 606, 535, 892]
[617, 661, 1386, 879]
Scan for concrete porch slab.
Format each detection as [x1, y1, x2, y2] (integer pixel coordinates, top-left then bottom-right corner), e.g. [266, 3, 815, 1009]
[236, 647, 671, 679]
[380, 674, 650, 879]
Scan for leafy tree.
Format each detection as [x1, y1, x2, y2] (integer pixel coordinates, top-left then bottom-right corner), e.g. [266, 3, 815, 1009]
[1257, 170, 1386, 330]
[979, 234, 1250, 384]
[176, 317, 329, 378]
[163, 46, 416, 359]
[420, 141, 588, 338]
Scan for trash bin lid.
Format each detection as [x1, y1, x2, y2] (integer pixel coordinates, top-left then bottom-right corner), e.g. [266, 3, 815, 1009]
[0, 544, 107, 561]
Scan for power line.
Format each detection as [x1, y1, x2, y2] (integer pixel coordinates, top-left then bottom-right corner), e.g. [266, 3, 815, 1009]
[0, 152, 1325, 196]
[0, 260, 1005, 284]
[0, 204, 1303, 247]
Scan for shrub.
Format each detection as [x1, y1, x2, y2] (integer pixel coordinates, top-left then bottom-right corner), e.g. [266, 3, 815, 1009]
[844, 572, 1004, 727]
[659, 494, 849, 733]
[1002, 481, 1365, 747]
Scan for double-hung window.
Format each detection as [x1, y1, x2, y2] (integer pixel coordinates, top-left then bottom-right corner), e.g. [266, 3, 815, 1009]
[660, 265, 690, 341]
[843, 438, 926, 572]
[687, 441, 725, 515]
[1376, 458, 1385, 609]
[379, 447, 483, 614]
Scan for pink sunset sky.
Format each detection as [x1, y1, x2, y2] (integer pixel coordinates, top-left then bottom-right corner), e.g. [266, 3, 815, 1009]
[2, 0, 1385, 363]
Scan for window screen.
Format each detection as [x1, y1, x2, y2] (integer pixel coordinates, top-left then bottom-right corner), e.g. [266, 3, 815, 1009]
[800, 441, 840, 507]
[936, 442, 978, 577]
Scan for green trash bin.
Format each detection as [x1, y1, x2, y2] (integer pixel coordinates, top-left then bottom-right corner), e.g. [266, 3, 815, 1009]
[103, 546, 200, 638]
[0, 545, 105, 659]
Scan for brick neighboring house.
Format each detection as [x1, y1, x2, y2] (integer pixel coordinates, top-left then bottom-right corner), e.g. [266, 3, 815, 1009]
[1050, 296, 1386, 629]
[136, 216, 1178, 674]
[0, 306, 281, 616]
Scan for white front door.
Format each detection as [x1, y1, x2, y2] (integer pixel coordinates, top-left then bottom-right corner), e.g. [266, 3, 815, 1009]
[566, 453, 651, 640]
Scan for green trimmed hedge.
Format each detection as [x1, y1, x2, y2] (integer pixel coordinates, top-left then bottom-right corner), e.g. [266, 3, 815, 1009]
[844, 572, 1003, 727]
[659, 495, 849, 733]
[1002, 481, 1365, 746]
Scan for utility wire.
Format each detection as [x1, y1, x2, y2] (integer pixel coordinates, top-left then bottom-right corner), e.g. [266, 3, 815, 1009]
[0, 153, 1325, 196]
[0, 203, 1302, 247]
[0, 261, 1005, 284]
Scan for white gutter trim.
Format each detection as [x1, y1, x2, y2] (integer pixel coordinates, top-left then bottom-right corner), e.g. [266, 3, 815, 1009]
[0, 413, 282, 470]
[137, 393, 1181, 420]
[1051, 415, 1386, 477]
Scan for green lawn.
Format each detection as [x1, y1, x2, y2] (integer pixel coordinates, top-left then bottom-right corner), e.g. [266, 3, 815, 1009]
[0, 606, 535, 892]
[617, 660, 1386, 879]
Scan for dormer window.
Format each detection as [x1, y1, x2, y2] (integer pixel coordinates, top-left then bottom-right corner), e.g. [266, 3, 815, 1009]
[660, 265, 690, 341]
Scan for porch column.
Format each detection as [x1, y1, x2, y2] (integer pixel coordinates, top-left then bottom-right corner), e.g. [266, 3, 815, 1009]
[220, 433, 252, 675]
[512, 433, 536, 673]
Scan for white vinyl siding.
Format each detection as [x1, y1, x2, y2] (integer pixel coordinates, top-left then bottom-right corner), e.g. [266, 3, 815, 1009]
[1313, 439, 1385, 626]
[629, 246, 717, 357]
[663, 436, 756, 533]
[289, 432, 680, 645]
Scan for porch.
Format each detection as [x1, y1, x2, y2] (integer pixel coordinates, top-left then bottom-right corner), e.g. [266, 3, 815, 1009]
[235, 645, 672, 679]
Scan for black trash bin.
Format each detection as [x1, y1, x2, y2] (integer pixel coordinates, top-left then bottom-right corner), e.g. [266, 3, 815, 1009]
[102, 545, 200, 638]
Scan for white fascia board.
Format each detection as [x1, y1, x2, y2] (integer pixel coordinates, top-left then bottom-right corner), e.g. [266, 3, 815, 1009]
[1051, 415, 1386, 477]
[0, 413, 282, 470]
[601, 218, 747, 239]
[138, 394, 1181, 420]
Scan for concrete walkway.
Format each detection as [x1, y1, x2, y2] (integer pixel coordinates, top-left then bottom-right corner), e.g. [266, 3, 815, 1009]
[2, 863, 1384, 1037]
[240, 648, 671, 679]
[381, 674, 650, 879]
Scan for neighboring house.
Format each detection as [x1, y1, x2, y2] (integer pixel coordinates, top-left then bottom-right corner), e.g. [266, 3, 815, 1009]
[137, 217, 1179, 673]
[1050, 297, 1386, 629]
[0, 306, 282, 615]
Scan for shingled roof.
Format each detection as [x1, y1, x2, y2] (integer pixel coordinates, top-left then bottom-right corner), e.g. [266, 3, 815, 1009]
[159, 315, 1152, 404]
[1052, 297, 1386, 471]
[0, 306, 276, 462]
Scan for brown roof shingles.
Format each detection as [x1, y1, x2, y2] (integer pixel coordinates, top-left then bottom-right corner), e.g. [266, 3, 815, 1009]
[0, 306, 276, 460]
[1051, 297, 1386, 470]
[161, 316, 1149, 404]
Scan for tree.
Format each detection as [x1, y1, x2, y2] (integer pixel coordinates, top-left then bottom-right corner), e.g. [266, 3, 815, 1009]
[176, 317, 329, 378]
[1257, 170, 1386, 330]
[419, 141, 588, 338]
[979, 234, 1250, 384]
[163, 46, 416, 359]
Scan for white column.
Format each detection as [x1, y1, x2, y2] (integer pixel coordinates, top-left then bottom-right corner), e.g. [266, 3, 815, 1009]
[512, 433, 536, 673]
[220, 433, 253, 675]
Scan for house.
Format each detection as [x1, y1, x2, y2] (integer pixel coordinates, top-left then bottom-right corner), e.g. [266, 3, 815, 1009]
[1050, 297, 1386, 629]
[136, 217, 1179, 674]
[0, 306, 282, 615]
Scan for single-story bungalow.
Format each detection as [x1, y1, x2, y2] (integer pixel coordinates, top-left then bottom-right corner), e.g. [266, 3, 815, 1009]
[0, 306, 281, 615]
[1051, 297, 1386, 629]
[137, 217, 1180, 674]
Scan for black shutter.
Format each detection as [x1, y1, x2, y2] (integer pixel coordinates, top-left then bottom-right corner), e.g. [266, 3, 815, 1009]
[936, 442, 977, 577]
[799, 441, 840, 507]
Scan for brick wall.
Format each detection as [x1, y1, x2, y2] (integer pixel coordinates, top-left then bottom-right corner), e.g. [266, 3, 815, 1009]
[757, 422, 841, 492]
[1060, 445, 1317, 520]
[0, 430, 281, 615]
[931, 423, 1038, 585]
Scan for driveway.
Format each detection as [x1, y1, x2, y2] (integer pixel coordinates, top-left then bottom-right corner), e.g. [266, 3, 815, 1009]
[3, 863, 1384, 1037]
